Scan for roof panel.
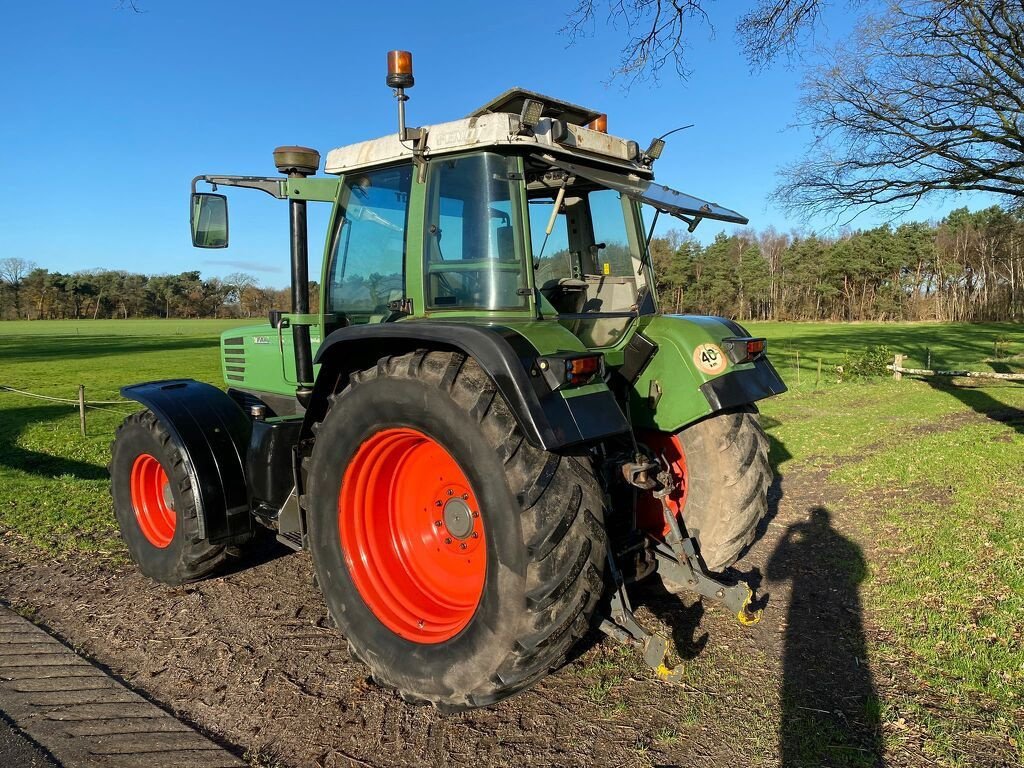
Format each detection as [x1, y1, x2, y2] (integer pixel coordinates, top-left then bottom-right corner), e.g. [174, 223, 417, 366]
[469, 88, 602, 126]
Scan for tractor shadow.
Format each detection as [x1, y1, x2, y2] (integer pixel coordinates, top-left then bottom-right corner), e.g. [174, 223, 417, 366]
[219, 530, 296, 576]
[0, 404, 109, 480]
[767, 505, 883, 767]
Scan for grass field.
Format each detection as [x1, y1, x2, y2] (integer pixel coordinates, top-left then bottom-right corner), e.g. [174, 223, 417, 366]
[0, 317, 1022, 766]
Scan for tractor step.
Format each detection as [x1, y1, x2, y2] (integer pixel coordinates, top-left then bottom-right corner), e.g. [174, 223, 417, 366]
[276, 530, 304, 551]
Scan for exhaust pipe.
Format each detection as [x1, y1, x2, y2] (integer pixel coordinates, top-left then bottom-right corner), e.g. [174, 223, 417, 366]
[273, 145, 320, 405]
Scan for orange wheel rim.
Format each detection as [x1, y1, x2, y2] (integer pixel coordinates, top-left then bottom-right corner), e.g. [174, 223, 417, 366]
[129, 453, 176, 548]
[339, 427, 486, 643]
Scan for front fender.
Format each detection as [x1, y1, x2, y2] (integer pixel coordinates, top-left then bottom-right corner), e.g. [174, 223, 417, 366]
[627, 315, 787, 432]
[120, 379, 253, 544]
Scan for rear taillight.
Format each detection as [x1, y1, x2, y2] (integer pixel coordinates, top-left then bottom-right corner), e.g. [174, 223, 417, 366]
[536, 353, 604, 390]
[567, 356, 601, 385]
[721, 337, 767, 364]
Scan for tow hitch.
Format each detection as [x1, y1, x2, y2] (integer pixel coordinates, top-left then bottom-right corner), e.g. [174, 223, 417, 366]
[600, 457, 762, 680]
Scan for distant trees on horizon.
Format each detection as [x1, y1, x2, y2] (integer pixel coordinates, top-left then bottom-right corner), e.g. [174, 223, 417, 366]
[2, 204, 1022, 322]
[0, 261, 319, 321]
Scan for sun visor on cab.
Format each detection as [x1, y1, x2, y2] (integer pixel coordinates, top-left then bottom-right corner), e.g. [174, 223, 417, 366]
[537, 154, 749, 231]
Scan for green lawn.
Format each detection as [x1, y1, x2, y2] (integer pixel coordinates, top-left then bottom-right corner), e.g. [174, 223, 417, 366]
[0, 320, 238, 553]
[0, 317, 1021, 765]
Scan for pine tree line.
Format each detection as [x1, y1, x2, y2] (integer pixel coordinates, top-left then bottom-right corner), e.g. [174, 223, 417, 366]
[3, 205, 1022, 322]
[650, 207, 1024, 321]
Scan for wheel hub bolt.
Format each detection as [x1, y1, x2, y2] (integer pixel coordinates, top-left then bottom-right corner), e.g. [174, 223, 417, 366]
[445, 537, 453, 544]
[434, 520, 443, 527]
[447, 489, 454, 496]
[462, 493, 469, 500]
[434, 500, 442, 507]
[460, 543, 467, 550]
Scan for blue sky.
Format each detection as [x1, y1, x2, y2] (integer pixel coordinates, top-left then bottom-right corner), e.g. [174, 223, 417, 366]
[0, 1, 993, 286]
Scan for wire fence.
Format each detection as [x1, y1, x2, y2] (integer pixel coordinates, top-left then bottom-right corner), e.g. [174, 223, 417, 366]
[0, 383, 136, 435]
[0, 384, 128, 406]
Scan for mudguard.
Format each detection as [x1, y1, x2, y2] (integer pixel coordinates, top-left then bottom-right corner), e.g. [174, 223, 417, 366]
[309, 322, 630, 451]
[628, 314, 787, 432]
[120, 379, 253, 544]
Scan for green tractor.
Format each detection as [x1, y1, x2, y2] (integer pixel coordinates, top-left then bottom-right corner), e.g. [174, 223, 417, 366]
[109, 51, 785, 710]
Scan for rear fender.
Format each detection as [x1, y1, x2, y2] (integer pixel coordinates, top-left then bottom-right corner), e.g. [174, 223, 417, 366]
[306, 322, 630, 452]
[627, 315, 786, 433]
[120, 379, 253, 544]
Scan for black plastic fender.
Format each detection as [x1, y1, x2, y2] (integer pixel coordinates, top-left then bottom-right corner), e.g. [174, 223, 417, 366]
[700, 317, 788, 410]
[699, 356, 788, 411]
[120, 379, 253, 544]
[308, 322, 629, 451]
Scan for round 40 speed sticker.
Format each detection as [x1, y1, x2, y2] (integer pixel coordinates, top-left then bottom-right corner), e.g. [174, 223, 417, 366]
[693, 343, 728, 375]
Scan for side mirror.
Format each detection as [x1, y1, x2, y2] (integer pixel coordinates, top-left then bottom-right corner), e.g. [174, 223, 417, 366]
[191, 192, 229, 248]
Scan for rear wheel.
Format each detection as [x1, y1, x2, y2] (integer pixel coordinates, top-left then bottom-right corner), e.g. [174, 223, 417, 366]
[641, 406, 771, 572]
[109, 411, 227, 584]
[305, 351, 608, 710]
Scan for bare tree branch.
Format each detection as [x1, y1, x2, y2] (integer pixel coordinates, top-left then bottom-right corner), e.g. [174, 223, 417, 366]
[561, 0, 711, 84]
[562, 0, 866, 81]
[774, 0, 1024, 223]
[736, 0, 830, 70]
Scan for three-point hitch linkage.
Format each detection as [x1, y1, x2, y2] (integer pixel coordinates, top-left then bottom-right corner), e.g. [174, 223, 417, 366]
[602, 455, 762, 680]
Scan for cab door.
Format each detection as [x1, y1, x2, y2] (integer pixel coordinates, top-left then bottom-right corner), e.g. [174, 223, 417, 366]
[321, 164, 415, 331]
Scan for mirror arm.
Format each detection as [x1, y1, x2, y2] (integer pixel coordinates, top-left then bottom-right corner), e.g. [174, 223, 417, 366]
[191, 175, 287, 199]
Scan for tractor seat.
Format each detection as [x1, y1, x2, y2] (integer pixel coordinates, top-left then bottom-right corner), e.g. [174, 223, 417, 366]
[540, 278, 587, 315]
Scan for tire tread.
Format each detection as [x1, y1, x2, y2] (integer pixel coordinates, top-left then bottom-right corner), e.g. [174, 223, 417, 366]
[317, 351, 607, 711]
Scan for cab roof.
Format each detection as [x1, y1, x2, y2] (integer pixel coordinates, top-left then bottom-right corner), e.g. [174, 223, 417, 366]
[324, 91, 647, 177]
[467, 88, 603, 126]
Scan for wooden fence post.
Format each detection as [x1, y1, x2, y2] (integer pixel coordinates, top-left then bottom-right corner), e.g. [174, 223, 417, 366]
[816, 357, 822, 389]
[892, 354, 905, 380]
[795, 351, 801, 385]
[78, 385, 86, 437]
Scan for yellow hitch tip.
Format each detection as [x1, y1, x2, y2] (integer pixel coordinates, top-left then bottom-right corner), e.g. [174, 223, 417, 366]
[736, 590, 762, 626]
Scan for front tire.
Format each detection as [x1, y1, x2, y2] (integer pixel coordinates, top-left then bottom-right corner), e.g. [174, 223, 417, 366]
[109, 410, 227, 585]
[305, 351, 608, 710]
[644, 406, 772, 572]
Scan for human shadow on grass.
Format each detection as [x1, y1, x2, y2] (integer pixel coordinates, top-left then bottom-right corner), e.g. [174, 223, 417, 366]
[768, 506, 882, 768]
[0, 404, 108, 480]
[923, 378, 1024, 436]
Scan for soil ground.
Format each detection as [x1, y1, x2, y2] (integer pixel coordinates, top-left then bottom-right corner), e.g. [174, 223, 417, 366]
[0, 458, 957, 768]
[2, 319, 1020, 767]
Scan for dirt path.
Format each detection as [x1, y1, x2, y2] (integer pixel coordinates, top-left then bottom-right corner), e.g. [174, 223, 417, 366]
[0, 464, 935, 768]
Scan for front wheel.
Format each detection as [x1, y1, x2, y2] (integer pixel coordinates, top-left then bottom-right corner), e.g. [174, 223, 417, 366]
[109, 411, 227, 584]
[642, 406, 772, 572]
[305, 351, 608, 710]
